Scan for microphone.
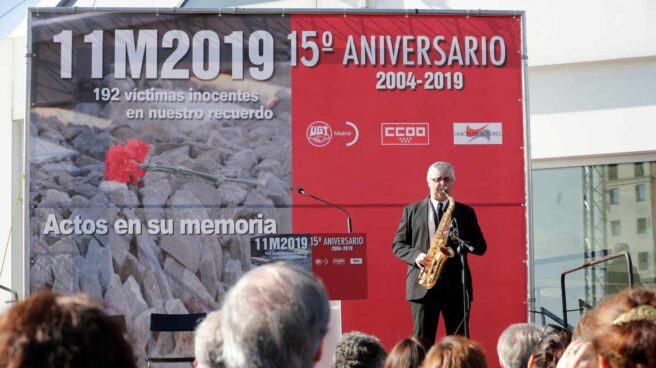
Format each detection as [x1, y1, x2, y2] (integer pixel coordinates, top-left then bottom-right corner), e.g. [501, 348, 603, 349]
[450, 218, 474, 253]
[295, 186, 353, 233]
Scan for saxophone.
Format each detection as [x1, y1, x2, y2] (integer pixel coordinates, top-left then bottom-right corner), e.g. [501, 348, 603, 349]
[418, 189, 456, 289]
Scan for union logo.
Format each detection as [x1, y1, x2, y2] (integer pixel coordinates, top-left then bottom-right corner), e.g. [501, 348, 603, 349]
[465, 124, 491, 141]
[306, 121, 333, 147]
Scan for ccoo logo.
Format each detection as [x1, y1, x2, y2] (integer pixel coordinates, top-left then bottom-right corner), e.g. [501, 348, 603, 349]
[381, 123, 430, 145]
[306, 121, 333, 147]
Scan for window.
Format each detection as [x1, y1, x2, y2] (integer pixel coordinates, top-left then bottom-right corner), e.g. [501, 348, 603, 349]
[639, 252, 649, 270]
[637, 218, 648, 234]
[611, 221, 621, 236]
[634, 162, 645, 177]
[533, 163, 656, 328]
[608, 164, 618, 179]
[636, 184, 646, 202]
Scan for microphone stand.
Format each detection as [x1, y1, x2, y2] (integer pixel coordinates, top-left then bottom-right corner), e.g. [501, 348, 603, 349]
[450, 221, 472, 338]
[296, 187, 352, 233]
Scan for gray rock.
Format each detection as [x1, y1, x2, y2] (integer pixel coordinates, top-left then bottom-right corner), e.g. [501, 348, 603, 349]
[225, 149, 258, 171]
[198, 243, 220, 299]
[159, 233, 204, 274]
[112, 244, 145, 285]
[159, 190, 211, 273]
[217, 183, 248, 207]
[44, 189, 72, 208]
[163, 256, 185, 284]
[132, 308, 156, 359]
[178, 269, 218, 312]
[140, 180, 171, 207]
[254, 158, 283, 178]
[254, 144, 289, 163]
[52, 253, 79, 293]
[151, 146, 192, 168]
[259, 172, 291, 207]
[247, 126, 273, 141]
[71, 129, 112, 161]
[141, 270, 164, 310]
[123, 276, 149, 322]
[77, 259, 104, 303]
[196, 149, 226, 166]
[104, 274, 131, 317]
[85, 237, 112, 292]
[32, 137, 77, 164]
[164, 298, 188, 314]
[52, 238, 79, 256]
[181, 180, 221, 216]
[71, 195, 90, 208]
[222, 258, 244, 287]
[30, 257, 54, 291]
[108, 188, 140, 207]
[75, 154, 101, 167]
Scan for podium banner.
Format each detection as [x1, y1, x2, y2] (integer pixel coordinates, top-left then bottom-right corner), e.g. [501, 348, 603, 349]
[250, 233, 367, 300]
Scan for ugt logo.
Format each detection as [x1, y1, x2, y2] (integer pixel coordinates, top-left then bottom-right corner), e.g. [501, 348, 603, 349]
[306, 121, 333, 147]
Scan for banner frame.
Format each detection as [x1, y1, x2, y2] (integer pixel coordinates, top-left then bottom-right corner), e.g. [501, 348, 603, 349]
[22, 7, 531, 314]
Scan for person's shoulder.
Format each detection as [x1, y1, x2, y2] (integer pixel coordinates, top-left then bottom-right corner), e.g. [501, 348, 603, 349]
[455, 201, 476, 213]
[406, 198, 426, 210]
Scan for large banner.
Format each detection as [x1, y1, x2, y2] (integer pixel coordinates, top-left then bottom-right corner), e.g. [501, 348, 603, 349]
[28, 9, 527, 362]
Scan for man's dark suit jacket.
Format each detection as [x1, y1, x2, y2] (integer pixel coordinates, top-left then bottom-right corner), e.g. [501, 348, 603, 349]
[392, 197, 487, 301]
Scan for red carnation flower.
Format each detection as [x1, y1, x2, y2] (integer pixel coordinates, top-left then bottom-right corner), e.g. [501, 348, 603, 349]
[104, 139, 151, 184]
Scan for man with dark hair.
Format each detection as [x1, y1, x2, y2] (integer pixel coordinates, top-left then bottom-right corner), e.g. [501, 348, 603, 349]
[528, 324, 572, 368]
[333, 331, 387, 368]
[221, 262, 330, 368]
[393, 161, 487, 344]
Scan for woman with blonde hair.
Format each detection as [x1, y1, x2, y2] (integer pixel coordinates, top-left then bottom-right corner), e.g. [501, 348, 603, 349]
[557, 287, 656, 368]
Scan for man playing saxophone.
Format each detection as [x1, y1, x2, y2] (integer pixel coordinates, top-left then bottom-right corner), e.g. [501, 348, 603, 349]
[392, 161, 487, 344]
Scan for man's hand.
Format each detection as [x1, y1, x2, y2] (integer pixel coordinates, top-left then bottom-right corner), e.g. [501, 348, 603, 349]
[415, 253, 427, 269]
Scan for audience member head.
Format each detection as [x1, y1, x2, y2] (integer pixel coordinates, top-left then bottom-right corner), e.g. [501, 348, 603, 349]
[572, 311, 595, 342]
[586, 287, 656, 368]
[0, 290, 137, 368]
[383, 336, 428, 368]
[497, 323, 542, 368]
[527, 324, 572, 368]
[333, 331, 387, 368]
[221, 262, 330, 368]
[194, 311, 224, 368]
[423, 335, 487, 368]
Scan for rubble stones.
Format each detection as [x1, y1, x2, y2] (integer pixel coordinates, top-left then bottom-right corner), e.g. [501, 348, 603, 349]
[29, 76, 293, 360]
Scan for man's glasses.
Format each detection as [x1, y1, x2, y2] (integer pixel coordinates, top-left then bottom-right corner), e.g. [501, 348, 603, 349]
[430, 177, 453, 183]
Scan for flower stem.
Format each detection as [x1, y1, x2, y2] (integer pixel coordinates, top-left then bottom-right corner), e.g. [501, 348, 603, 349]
[139, 162, 266, 187]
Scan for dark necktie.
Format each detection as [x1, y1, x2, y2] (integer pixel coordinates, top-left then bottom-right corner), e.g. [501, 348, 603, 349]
[438, 202, 445, 223]
[431, 202, 440, 230]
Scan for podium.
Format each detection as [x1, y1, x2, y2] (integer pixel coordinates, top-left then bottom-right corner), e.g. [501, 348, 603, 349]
[250, 233, 367, 300]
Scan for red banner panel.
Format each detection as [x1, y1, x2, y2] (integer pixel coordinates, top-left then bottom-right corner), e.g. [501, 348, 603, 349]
[292, 13, 526, 357]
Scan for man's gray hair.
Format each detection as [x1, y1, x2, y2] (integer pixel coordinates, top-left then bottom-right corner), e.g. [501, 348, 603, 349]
[497, 323, 543, 368]
[221, 262, 330, 368]
[426, 161, 456, 181]
[194, 311, 224, 368]
[333, 331, 387, 368]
